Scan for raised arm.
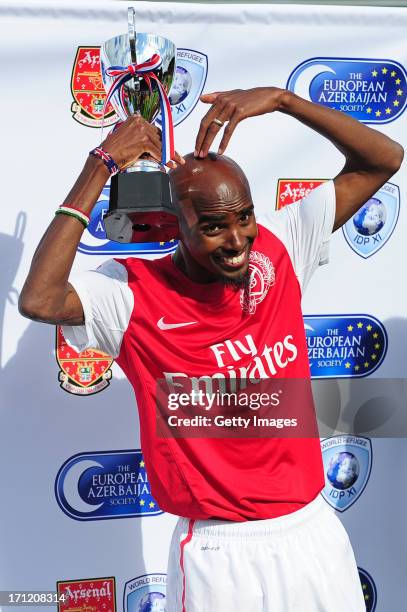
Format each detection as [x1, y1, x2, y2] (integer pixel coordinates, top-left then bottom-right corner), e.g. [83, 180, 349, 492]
[194, 87, 404, 230]
[19, 116, 183, 325]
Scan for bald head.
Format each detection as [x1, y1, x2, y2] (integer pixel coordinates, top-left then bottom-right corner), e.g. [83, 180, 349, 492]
[169, 152, 252, 214]
[169, 153, 257, 286]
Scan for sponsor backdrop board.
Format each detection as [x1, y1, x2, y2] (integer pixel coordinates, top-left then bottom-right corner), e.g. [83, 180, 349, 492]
[0, 1, 406, 610]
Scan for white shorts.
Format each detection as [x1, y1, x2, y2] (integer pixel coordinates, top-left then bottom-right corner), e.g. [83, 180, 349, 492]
[166, 494, 365, 611]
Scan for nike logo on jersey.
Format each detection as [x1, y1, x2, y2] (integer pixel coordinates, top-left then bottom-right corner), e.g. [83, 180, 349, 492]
[157, 317, 198, 330]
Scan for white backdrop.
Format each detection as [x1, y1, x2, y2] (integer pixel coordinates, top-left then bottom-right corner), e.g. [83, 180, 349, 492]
[1, 2, 406, 611]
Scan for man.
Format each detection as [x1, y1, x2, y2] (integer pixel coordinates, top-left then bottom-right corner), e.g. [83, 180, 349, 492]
[19, 86, 403, 611]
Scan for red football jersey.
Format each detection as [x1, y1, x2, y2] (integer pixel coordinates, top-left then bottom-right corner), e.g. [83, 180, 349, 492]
[64, 181, 335, 521]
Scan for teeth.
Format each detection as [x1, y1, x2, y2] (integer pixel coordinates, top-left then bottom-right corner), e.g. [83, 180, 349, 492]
[222, 252, 245, 265]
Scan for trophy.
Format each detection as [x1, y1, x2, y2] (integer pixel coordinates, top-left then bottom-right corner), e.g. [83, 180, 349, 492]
[100, 8, 178, 243]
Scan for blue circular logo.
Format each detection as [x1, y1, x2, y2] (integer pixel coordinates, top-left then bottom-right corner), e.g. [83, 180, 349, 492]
[358, 568, 377, 611]
[138, 592, 166, 612]
[88, 198, 109, 239]
[169, 66, 192, 105]
[327, 451, 360, 489]
[353, 198, 386, 236]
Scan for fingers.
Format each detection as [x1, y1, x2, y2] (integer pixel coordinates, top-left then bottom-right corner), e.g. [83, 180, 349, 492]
[121, 143, 162, 170]
[195, 99, 228, 157]
[139, 125, 163, 165]
[118, 121, 162, 169]
[166, 151, 185, 170]
[196, 99, 240, 158]
[218, 110, 240, 155]
[195, 91, 245, 158]
[174, 150, 186, 165]
[200, 92, 221, 104]
[155, 125, 163, 140]
[105, 115, 185, 170]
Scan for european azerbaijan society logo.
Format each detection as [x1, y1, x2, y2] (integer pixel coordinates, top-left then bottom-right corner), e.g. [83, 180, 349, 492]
[77, 186, 177, 255]
[55, 450, 163, 521]
[304, 315, 387, 378]
[358, 568, 377, 611]
[156, 48, 208, 127]
[321, 436, 372, 512]
[287, 58, 407, 123]
[124, 574, 166, 612]
[343, 182, 400, 258]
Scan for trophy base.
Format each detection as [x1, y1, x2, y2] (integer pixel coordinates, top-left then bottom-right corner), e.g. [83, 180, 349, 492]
[104, 171, 179, 243]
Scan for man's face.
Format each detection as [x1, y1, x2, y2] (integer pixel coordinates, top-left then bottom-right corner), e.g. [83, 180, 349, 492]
[172, 154, 258, 286]
[179, 197, 257, 285]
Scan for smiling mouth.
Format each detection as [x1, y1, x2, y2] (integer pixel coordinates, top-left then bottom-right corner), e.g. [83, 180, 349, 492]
[213, 247, 250, 271]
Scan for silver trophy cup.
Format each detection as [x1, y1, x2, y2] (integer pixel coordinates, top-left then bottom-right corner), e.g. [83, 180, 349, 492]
[100, 9, 178, 243]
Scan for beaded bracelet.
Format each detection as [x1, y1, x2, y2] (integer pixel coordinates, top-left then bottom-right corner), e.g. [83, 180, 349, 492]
[89, 146, 120, 175]
[55, 205, 90, 228]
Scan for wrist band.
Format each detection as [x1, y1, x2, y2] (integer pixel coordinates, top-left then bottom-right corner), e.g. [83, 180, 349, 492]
[55, 205, 90, 228]
[89, 146, 120, 175]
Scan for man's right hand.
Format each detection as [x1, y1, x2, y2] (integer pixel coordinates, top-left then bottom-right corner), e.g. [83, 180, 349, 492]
[18, 115, 184, 326]
[100, 115, 184, 170]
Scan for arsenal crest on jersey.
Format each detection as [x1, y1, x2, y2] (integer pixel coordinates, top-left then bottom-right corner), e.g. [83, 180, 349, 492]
[71, 46, 118, 128]
[240, 250, 275, 314]
[56, 326, 113, 395]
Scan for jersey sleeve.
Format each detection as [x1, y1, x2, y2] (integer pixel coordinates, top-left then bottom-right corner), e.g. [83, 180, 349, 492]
[257, 180, 336, 293]
[62, 259, 134, 358]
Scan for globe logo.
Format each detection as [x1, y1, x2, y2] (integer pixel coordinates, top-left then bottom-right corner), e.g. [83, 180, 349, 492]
[137, 592, 166, 612]
[169, 66, 192, 105]
[327, 452, 360, 490]
[353, 197, 386, 236]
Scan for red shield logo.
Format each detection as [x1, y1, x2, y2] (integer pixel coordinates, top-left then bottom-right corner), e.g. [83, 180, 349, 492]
[276, 179, 327, 210]
[57, 576, 116, 612]
[71, 46, 118, 128]
[56, 326, 113, 396]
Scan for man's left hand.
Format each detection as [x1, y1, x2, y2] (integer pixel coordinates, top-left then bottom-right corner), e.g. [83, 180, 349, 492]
[195, 87, 285, 158]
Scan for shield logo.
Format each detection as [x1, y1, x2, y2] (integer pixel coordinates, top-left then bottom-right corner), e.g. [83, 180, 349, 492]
[57, 577, 116, 612]
[124, 574, 167, 612]
[71, 46, 118, 128]
[275, 179, 327, 210]
[56, 326, 113, 395]
[155, 48, 208, 128]
[343, 182, 400, 258]
[321, 435, 372, 512]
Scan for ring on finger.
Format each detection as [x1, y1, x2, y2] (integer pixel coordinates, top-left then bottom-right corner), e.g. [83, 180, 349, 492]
[211, 117, 224, 127]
